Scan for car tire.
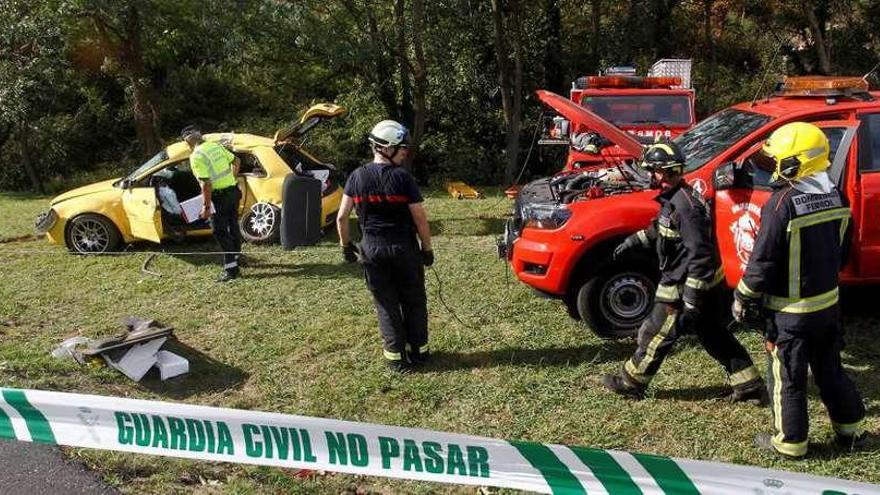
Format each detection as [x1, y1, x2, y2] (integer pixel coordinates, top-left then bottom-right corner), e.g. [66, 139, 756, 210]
[239, 202, 281, 244]
[65, 214, 121, 254]
[575, 253, 657, 339]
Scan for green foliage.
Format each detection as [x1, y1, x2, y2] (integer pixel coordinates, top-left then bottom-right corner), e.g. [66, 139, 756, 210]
[2, 0, 880, 191]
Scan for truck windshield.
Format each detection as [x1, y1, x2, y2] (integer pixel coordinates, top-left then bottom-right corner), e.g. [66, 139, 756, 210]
[125, 150, 169, 181]
[581, 95, 692, 126]
[675, 109, 770, 172]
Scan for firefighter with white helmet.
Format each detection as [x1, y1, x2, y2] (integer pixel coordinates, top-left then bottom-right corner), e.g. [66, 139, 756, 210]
[336, 120, 433, 373]
[603, 140, 764, 401]
[734, 122, 867, 458]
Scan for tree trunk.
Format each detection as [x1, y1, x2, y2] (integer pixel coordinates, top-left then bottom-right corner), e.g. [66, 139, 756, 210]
[590, 0, 601, 74]
[703, 0, 716, 110]
[394, 0, 414, 127]
[542, 0, 564, 92]
[491, 0, 523, 184]
[804, 2, 833, 74]
[364, 8, 401, 119]
[17, 123, 44, 194]
[411, 0, 429, 182]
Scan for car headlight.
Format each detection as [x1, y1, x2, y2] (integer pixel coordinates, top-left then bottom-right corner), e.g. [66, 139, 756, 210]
[34, 209, 58, 235]
[523, 204, 572, 230]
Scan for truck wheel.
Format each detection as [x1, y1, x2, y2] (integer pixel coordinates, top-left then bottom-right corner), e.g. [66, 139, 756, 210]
[239, 202, 280, 244]
[575, 254, 657, 339]
[65, 214, 121, 254]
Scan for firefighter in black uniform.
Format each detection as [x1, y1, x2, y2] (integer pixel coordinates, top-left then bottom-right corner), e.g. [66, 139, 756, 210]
[733, 122, 866, 458]
[603, 141, 764, 401]
[336, 120, 433, 373]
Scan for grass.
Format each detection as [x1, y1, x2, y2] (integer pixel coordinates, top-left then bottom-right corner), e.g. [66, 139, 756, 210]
[1, 189, 879, 493]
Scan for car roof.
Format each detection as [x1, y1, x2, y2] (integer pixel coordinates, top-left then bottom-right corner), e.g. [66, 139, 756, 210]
[729, 92, 880, 119]
[165, 133, 275, 161]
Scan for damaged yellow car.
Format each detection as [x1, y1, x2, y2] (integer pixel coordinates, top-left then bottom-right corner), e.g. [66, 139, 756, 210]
[35, 104, 345, 254]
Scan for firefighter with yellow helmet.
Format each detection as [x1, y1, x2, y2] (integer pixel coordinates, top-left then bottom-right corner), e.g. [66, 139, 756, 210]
[734, 122, 867, 458]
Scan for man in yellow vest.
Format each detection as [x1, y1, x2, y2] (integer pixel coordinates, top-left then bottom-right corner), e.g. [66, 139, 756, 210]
[182, 126, 242, 282]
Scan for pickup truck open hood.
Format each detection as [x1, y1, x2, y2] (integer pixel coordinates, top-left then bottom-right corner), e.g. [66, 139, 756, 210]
[274, 103, 346, 144]
[535, 90, 644, 158]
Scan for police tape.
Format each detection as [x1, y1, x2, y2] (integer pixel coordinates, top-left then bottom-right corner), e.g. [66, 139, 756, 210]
[0, 387, 877, 495]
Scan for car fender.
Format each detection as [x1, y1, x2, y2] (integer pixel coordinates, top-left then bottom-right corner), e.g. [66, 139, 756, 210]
[562, 194, 659, 292]
[50, 191, 134, 244]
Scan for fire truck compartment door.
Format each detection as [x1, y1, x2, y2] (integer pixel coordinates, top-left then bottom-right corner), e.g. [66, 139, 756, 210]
[714, 121, 857, 284]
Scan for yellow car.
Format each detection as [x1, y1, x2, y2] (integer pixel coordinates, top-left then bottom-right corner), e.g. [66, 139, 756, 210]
[35, 104, 345, 253]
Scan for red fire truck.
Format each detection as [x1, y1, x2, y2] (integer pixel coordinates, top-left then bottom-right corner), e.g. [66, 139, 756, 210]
[500, 76, 880, 338]
[543, 61, 696, 171]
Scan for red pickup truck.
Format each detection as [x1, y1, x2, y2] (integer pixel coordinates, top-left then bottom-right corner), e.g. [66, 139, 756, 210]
[500, 76, 880, 338]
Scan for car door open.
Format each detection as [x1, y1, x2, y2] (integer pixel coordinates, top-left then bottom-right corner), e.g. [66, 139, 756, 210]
[122, 186, 164, 243]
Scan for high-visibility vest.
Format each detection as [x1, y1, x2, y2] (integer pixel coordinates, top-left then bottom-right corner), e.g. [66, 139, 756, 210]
[190, 141, 236, 190]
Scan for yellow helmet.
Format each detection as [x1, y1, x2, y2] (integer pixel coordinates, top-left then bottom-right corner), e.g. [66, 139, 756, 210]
[762, 122, 830, 181]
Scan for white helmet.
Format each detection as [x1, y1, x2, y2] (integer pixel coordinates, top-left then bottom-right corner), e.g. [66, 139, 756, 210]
[368, 120, 411, 148]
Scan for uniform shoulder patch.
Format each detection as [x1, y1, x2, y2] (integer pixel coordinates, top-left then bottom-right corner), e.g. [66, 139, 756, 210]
[791, 192, 842, 216]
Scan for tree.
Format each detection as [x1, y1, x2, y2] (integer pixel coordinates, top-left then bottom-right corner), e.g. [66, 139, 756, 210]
[491, 0, 525, 184]
[0, 0, 70, 192]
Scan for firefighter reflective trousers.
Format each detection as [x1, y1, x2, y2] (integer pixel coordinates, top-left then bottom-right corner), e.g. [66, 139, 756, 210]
[211, 187, 242, 275]
[765, 305, 865, 457]
[623, 285, 760, 389]
[360, 236, 428, 362]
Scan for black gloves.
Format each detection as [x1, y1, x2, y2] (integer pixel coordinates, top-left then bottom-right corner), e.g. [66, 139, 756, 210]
[678, 297, 701, 334]
[342, 242, 360, 263]
[421, 249, 434, 267]
[613, 234, 641, 260]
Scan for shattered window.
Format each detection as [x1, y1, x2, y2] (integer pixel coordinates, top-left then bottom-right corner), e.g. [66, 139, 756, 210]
[674, 109, 770, 173]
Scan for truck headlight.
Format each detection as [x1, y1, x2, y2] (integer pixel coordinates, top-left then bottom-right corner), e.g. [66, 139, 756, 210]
[34, 209, 58, 235]
[523, 204, 572, 230]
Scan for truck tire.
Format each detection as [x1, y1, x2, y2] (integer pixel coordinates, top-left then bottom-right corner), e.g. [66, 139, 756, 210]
[575, 253, 657, 339]
[65, 213, 121, 254]
[239, 202, 281, 244]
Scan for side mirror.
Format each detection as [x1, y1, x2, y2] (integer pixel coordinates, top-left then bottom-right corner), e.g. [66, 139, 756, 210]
[713, 162, 736, 191]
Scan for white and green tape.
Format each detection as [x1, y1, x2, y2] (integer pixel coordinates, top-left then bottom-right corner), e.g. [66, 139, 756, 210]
[0, 387, 876, 494]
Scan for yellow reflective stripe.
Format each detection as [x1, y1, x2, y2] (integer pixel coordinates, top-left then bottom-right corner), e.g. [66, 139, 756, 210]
[636, 314, 676, 377]
[636, 229, 650, 247]
[832, 418, 865, 436]
[405, 344, 429, 354]
[771, 435, 808, 457]
[765, 287, 839, 313]
[787, 207, 851, 231]
[624, 359, 651, 385]
[789, 224, 801, 299]
[770, 347, 785, 442]
[383, 349, 402, 361]
[655, 284, 680, 301]
[658, 225, 680, 238]
[686, 268, 725, 290]
[729, 366, 760, 387]
[786, 207, 851, 300]
[736, 279, 762, 298]
[839, 216, 849, 244]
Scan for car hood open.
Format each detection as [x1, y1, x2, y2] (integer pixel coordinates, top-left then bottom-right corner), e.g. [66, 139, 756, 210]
[274, 103, 346, 144]
[50, 178, 119, 206]
[536, 90, 644, 158]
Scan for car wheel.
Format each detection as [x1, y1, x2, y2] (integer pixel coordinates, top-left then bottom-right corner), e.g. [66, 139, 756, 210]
[65, 214, 121, 254]
[576, 253, 657, 339]
[239, 202, 281, 244]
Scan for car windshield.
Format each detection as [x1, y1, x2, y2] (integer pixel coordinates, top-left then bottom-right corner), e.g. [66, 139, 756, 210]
[674, 109, 771, 172]
[125, 150, 169, 181]
[581, 95, 692, 126]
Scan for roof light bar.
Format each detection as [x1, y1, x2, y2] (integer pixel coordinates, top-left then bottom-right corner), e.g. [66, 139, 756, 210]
[583, 76, 682, 89]
[778, 76, 870, 96]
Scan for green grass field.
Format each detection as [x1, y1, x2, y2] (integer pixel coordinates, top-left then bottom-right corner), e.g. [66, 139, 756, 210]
[0, 190, 878, 493]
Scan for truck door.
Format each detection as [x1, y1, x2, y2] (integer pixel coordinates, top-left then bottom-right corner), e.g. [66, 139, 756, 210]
[854, 112, 880, 278]
[122, 186, 164, 243]
[713, 120, 858, 284]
